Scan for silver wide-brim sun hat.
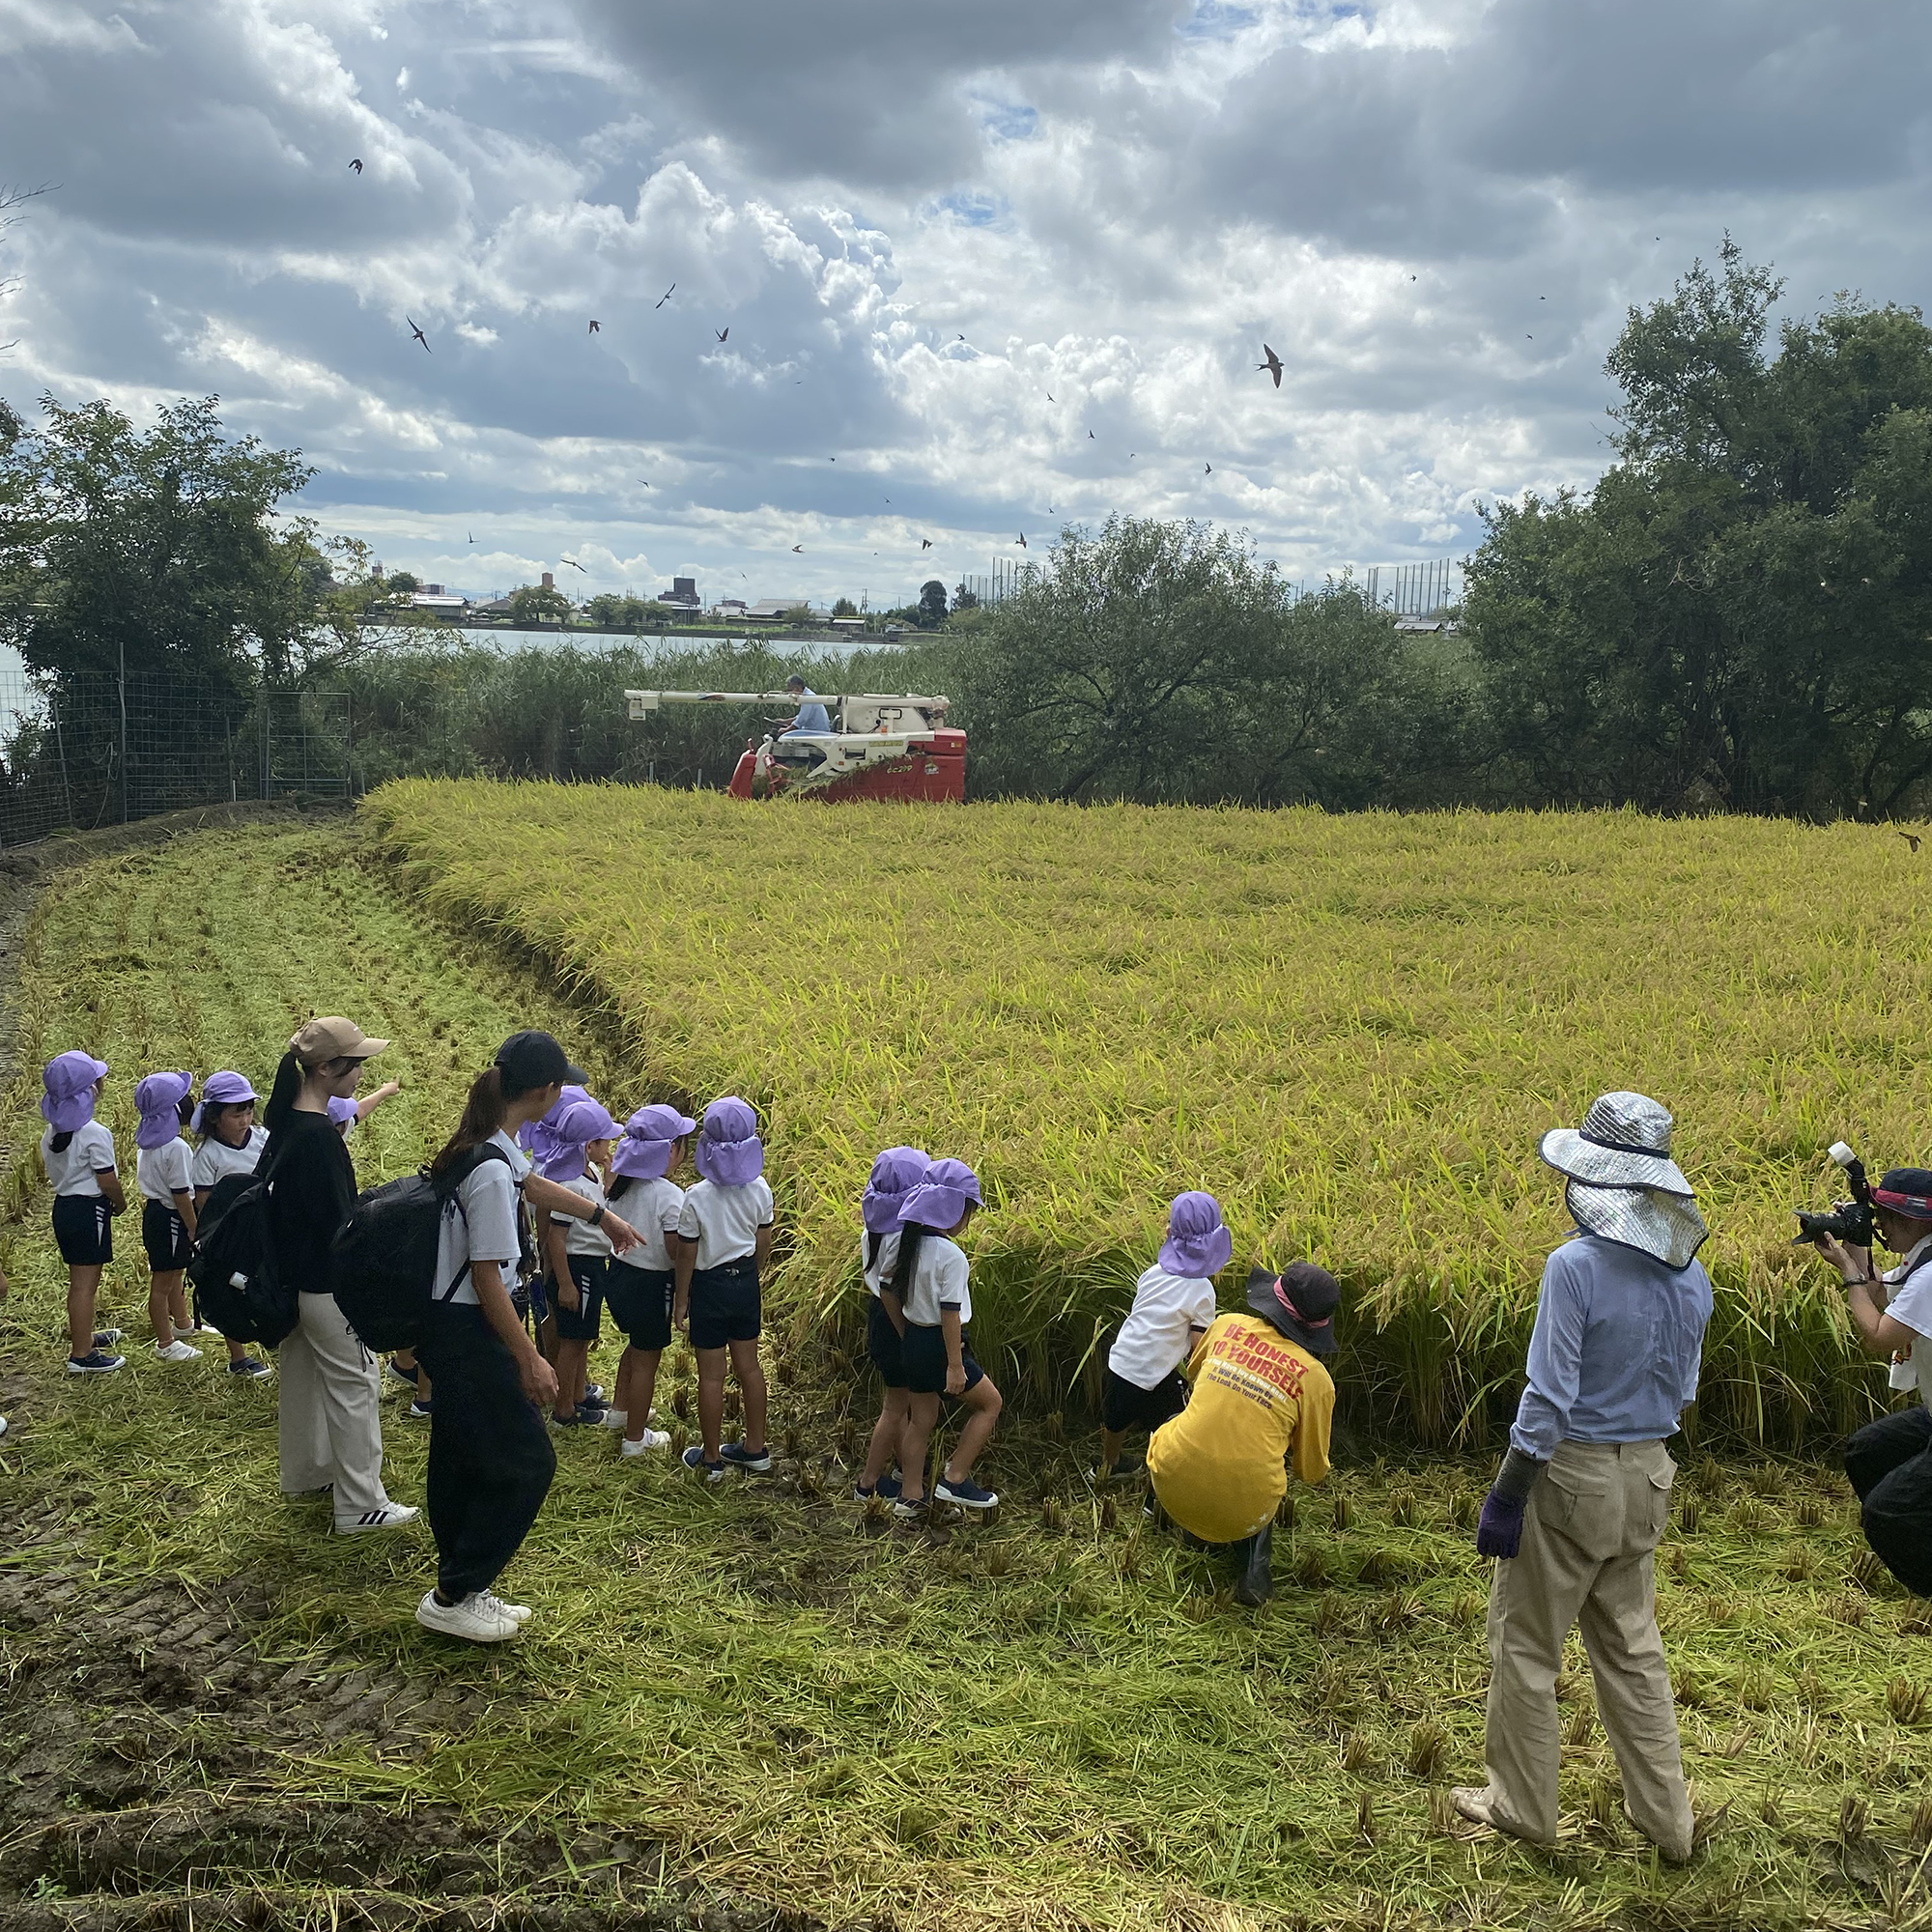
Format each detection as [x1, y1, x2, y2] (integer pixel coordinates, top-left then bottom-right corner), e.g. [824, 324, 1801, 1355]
[1540, 1091, 1708, 1269]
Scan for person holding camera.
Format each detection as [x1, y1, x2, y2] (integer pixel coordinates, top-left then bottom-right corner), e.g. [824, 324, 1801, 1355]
[1811, 1167, 1932, 1600]
[1454, 1092, 1712, 1866]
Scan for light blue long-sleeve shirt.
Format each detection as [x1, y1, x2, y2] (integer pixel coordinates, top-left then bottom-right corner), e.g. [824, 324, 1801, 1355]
[1509, 1234, 1713, 1461]
[784, 689, 831, 735]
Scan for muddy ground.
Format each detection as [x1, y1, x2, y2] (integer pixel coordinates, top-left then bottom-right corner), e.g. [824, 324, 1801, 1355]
[0, 808, 811, 1932]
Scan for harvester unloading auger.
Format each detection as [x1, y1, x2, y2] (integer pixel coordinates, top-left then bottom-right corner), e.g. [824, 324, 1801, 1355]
[624, 689, 965, 802]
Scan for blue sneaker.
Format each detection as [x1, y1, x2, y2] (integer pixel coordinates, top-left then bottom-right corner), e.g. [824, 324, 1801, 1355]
[682, 1446, 726, 1485]
[720, 1441, 772, 1472]
[853, 1473, 904, 1502]
[934, 1475, 998, 1511]
[386, 1357, 420, 1386]
[228, 1356, 272, 1379]
[67, 1350, 126, 1375]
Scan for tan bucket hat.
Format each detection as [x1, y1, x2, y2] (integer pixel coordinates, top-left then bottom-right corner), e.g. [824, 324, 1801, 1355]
[290, 1016, 390, 1064]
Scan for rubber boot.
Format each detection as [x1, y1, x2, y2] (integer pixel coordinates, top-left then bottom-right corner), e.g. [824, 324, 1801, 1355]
[1234, 1524, 1273, 1606]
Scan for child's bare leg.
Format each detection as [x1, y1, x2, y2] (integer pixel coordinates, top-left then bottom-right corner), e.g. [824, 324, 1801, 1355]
[613, 1345, 637, 1417]
[727, 1338, 767, 1452]
[149, 1271, 178, 1347]
[862, 1389, 910, 1486]
[944, 1377, 1003, 1482]
[624, 1350, 665, 1444]
[67, 1265, 103, 1357]
[554, 1340, 587, 1418]
[898, 1393, 941, 1503]
[168, 1278, 189, 1331]
[696, 1348, 727, 1460]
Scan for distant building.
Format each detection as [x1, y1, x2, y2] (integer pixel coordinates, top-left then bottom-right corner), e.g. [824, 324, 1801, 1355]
[410, 582, 467, 612]
[658, 575, 700, 609]
[829, 616, 867, 633]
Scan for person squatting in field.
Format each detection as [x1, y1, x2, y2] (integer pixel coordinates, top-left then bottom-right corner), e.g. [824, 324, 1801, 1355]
[600, 1104, 695, 1456]
[672, 1097, 776, 1482]
[886, 1158, 1003, 1518]
[1094, 1191, 1230, 1482]
[1454, 1091, 1713, 1866]
[1810, 1169, 1932, 1600]
[1145, 1259, 1340, 1606]
[853, 1146, 930, 1501]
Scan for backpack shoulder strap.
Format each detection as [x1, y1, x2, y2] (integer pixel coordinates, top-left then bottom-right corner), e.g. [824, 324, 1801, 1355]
[433, 1142, 517, 1302]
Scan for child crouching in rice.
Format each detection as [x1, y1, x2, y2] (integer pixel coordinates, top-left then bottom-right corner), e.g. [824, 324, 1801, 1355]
[602, 1104, 694, 1457]
[1094, 1191, 1228, 1479]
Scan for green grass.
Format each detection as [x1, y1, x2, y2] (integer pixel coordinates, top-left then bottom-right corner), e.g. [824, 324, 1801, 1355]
[3, 822, 1932, 1930]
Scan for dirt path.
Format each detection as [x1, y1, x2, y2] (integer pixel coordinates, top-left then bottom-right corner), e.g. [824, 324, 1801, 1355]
[0, 807, 809, 1932]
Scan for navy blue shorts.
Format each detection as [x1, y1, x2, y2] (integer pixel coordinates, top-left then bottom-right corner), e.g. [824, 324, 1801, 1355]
[552, 1256, 606, 1343]
[606, 1264, 674, 1350]
[142, 1198, 193, 1272]
[52, 1194, 113, 1267]
[867, 1295, 908, 1389]
[902, 1321, 984, 1397]
[1102, 1365, 1188, 1435]
[689, 1260, 760, 1351]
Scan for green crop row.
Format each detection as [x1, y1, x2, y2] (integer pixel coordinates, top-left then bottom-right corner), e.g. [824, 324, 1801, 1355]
[362, 780, 1931, 1448]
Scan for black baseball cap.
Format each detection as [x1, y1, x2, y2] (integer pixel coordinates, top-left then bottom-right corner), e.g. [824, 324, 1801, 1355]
[495, 1030, 584, 1095]
[1245, 1262, 1342, 1360]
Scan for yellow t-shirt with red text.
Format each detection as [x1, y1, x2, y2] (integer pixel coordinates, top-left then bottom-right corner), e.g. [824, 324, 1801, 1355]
[1146, 1312, 1335, 1543]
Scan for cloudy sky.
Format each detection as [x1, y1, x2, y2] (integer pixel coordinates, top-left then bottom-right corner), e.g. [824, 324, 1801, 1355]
[1, 0, 1927, 610]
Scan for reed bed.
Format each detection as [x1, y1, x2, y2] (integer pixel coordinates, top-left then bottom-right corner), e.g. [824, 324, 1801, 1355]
[364, 781, 1931, 1447]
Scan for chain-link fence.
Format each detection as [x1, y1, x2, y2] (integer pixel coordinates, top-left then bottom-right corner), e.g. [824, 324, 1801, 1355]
[0, 668, 354, 846]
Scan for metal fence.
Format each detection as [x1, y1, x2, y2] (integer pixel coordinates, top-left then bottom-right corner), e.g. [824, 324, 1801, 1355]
[0, 668, 354, 847]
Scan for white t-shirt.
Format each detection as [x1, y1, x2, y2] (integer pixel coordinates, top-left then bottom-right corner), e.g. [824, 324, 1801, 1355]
[43, 1121, 115, 1196]
[1109, 1264, 1219, 1390]
[903, 1233, 972, 1327]
[550, 1171, 614, 1260]
[862, 1229, 902, 1299]
[677, 1176, 774, 1270]
[192, 1126, 270, 1192]
[611, 1177, 685, 1273]
[433, 1130, 530, 1308]
[136, 1137, 194, 1205]
[1884, 1252, 1932, 1407]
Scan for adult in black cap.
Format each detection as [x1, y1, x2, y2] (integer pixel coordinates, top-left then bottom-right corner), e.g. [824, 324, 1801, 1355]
[1145, 1261, 1340, 1605]
[1811, 1164, 1932, 1599]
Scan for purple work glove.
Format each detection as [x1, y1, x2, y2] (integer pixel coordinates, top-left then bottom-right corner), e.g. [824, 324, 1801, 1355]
[1476, 1487, 1525, 1559]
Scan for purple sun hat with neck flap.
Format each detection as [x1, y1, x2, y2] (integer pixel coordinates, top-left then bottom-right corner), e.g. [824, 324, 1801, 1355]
[134, 1071, 195, 1150]
[42, 1051, 109, 1132]
[863, 1146, 930, 1232]
[521, 1083, 590, 1164]
[1159, 1190, 1234, 1279]
[327, 1095, 358, 1128]
[540, 1095, 620, 1180]
[694, 1096, 764, 1186]
[609, 1103, 697, 1181]
[898, 1157, 983, 1232]
[191, 1069, 258, 1135]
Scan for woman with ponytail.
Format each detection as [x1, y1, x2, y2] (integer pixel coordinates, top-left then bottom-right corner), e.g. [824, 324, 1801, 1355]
[266, 1017, 417, 1535]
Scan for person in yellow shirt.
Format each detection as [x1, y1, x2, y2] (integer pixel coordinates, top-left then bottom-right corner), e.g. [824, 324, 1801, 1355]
[1147, 1262, 1340, 1605]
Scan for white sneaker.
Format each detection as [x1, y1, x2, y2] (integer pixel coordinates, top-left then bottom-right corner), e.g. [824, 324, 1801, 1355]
[0, 1414, 8, 1438]
[600, 1408, 629, 1430]
[336, 1503, 420, 1535]
[621, 1429, 672, 1457]
[475, 1589, 532, 1625]
[155, 1340, 203, 1363]
[415, 1589, 519, 1643]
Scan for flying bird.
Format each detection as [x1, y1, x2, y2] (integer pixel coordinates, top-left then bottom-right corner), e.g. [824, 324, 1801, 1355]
[716, 327, 728, 343]
[560, 555, 586, 573]
[656, 285, 675, 308]
[791, 544, 804, 554]
[637, 479, 651, 487]
[1016, 533, 1027, 549]
[407, 316, 430, 353]
[588, 320, 600, 333]
[921, 539, 932, 551]
[957, 334, 966, 341]
[1089, 430, 1095, 440]
[468, 532, 475, 544]
[1258, 344, 1283, 388]
[1205, 463, 1212, 474]
[1901, 831, 1923, 854]
[1047, 393, 1055, 402]
[349, 158, 364, 175]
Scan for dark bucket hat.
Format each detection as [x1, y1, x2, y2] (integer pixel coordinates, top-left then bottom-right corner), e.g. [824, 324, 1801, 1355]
[1245, 1262, 1341, 1361]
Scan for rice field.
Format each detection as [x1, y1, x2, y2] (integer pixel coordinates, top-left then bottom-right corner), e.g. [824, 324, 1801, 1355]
[364, 781, 1932, 1448]
[3, 823, 1931, 1932]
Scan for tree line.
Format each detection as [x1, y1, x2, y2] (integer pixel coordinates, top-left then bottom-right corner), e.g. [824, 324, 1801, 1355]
[3, 243, 1929, 820]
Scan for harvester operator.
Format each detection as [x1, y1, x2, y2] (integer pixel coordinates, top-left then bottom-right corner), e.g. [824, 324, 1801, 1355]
[781, 675, 831, 736]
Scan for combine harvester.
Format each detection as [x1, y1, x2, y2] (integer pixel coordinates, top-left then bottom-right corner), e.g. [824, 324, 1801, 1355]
[624, 689, 965, 802]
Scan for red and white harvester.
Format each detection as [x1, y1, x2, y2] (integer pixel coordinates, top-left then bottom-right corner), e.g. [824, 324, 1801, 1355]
[624, 688, 966, 802]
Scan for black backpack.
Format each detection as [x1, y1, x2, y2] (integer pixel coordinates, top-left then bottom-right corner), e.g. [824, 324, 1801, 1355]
[330, 1144, 512, 1353]
[185, 1141, 300, 1347]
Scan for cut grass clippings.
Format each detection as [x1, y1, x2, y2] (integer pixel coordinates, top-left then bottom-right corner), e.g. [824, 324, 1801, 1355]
[1, 822, 1930, 1930]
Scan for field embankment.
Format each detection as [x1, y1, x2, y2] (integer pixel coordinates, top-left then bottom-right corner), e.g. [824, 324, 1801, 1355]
[366, 781, 1925, 1448]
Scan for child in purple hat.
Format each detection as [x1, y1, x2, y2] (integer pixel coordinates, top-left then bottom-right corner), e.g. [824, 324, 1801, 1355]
[540, 1095, 620, 1428]
[189, 1071, 272, 1378]
[889, 1158, 1003, 1516]
[135, 1071, 202, 1364]
[40, 1051, 127, 1375]
[672, 1097, 776, 1481]
[1095, 1191, 1230, 1480]
[603, 1103, 696, 1457]
[854, 1146, 928, 1500]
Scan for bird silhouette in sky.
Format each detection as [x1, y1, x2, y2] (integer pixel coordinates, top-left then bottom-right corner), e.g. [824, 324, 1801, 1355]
[921, 538, 933, 550]
[1047, 393, 1055, 402]
[957, 334, 965, 341]
[468, 532, 475, 544]
[791, 544, 804, 554]
[637, 479, 650, 487]
[1410, 273, 1416, 281]
[656, 285, 675, 308]
[1016, 533, 1027, 549]
[588, 320, 600, 333]
[1205, 463, 1212, 474]
[1901, 831, 1923, 854]
[349, 158, 364, 175]
[560, 556, 586, 573]
[1089, 430, 1095, 440]
[716, 327, 728, 343]
[407, 317, 430, 353]
[1258, 344, 1283, 387]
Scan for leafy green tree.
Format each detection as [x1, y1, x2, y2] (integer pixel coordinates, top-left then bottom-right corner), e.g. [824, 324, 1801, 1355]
[1466, 242, 1932, 817]
[917, 580, 948, 628]
[384, 570, 421, 596]
[509, 582, 574, 626]
[832, 596, 858, 618]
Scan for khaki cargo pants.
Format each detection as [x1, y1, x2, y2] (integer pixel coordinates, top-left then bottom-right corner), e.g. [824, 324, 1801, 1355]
[1484, 1438, 1693, 1856]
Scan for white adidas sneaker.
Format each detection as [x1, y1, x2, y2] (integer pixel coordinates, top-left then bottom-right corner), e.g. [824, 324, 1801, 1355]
[621, 1429, 672, 1457]
[415, 1590, 519, 1643]
[155, 1340, 203, 1363]
[336, 1503, 420, 1535]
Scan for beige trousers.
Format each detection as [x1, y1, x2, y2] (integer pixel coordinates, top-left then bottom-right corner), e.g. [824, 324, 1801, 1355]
[278, 1290, 392, 1525]
[1484, 1438, 1693, 1856]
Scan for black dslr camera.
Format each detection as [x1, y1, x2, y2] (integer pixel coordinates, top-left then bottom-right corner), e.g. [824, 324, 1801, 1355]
[1793, 1142, 1877, 1247]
